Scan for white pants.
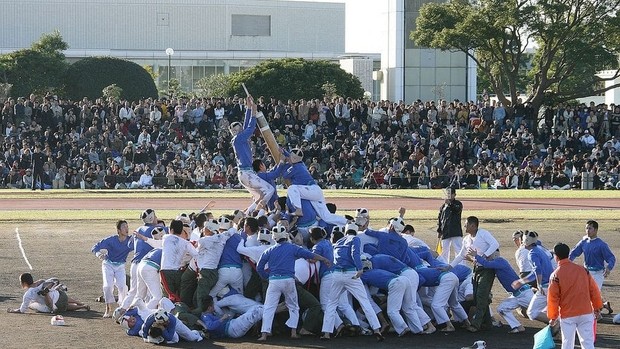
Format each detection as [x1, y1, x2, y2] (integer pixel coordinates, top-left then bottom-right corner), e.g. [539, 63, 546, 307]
[120, 262, 139, 309]
[137, 262, 162, 309]
[387, 276, 421, 334]
[227, 305, 264, 338]
[400, 269, 431, 325]
[287, 184, 347, 226]
[497, 288, 534, 329]
[560, 313, 595, 349]
[431, 272, 466, 325]
[239, 170, 275, 205]
[216, 294, 262, 316]
[590, 269, 604, 293]
[527, 287, 548, 321]
[261, 278, 299, 333]
[440, 237, 462, 264]
[175, 318, 203, 342]
[322, 270, 380, 333]
[319, 273, 359, 331]
[102, 261, 128, 305]
[210, 266, 244, 297]
[295, 259, 318, 285]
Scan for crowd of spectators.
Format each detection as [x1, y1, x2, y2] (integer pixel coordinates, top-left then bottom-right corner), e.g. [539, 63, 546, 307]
[1, 92, 620, 191]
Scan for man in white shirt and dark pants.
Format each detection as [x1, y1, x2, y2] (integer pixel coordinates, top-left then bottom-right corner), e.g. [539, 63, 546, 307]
[449, 216, 500, 332]
[160, 220, 198, 303]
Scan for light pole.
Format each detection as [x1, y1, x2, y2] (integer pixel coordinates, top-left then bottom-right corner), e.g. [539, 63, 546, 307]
[165, 47, 174, 96]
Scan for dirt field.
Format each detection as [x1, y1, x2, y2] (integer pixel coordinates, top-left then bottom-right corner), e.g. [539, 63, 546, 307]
[1, 194, 619, 349]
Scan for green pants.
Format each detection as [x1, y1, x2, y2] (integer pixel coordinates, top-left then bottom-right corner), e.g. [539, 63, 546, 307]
[244, 269, 263, 300]
[296, 283, 323, 333]
[54, 290, 68, 313]
[180, 268, 198, 308]
[195, 268, 219, 313]
[470, 267, 495, 329]
[160, 269, 183, 301]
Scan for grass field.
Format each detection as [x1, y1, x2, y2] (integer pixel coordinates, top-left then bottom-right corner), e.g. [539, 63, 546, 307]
[1, 189, 619, 349]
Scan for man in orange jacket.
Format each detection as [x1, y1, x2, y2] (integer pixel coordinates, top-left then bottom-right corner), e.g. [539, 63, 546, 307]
[547, 243, 602, 349]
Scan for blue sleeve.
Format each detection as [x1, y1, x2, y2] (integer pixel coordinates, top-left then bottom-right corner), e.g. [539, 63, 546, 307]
[91, 237, 108, 253]
[364, 229, 381, 239]
[474, 255, 504, 269]
[351, 238, 363, 270]
[262, 163, 285, 181]
[257, 249, 270, 279]
[201, 313, 224, 330]
[295, 245, 316, 260]
[603, 243, 616, 270]
[569, 240, 584, 261]
[243, 108, 252, 128]
[161, 316, 176, 341]
[141, 315, 155, 339]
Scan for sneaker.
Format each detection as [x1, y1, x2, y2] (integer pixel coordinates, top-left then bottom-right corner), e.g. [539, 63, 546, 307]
[604, 301, 613, 314]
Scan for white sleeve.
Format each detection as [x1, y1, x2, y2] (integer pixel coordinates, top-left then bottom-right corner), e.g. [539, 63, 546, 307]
[482, 231, 500, 258]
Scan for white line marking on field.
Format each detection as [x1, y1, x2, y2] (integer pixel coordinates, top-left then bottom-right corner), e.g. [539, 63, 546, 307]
[15, 227, 33, 270]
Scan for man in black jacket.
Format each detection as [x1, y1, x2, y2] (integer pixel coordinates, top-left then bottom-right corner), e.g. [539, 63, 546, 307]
[31, 144, 46, 191]
[437, 187, 463, 263]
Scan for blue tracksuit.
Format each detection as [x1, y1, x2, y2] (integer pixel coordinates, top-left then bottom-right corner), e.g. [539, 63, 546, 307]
[474, 255, 521, 293]
[257, 241, 316, 279]
[569, 237, 616, 272]
[370, 254, 410, 274]
[364, 229, 409, 261]
[282, 162, 316, 186]
[233, 108, 256, 168]
[131, 224, 165, 264]
[218, 233, 243, 268]
[523, 245, 554, 285]
[333, 235, 363, 271]
[91, 235, 134, 263]
[141, 312, 177, 342]
[312, 239, 335, 278]
[360, 269, 398, 290]
[200, 312, 229, 339]
[142, 248, 162, 269]
[124, 307, 144, 336]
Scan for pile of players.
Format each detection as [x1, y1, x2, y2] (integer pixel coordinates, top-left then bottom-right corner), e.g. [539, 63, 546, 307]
[90, 202, 558, 345]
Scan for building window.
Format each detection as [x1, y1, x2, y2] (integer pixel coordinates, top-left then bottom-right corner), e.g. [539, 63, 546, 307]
[231, 15, 271, 36]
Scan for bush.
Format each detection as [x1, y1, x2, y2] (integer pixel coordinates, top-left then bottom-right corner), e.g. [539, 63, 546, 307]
[64, 57, 158, 101]
[226, 58, 364, 100]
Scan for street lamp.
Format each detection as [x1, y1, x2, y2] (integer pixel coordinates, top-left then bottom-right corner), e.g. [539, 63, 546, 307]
[165, 47, 174, 96]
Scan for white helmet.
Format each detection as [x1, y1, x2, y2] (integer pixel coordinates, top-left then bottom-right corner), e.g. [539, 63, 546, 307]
[258, 228, 272, 244]
[355, 208, 370, 226]
[218, 216, 232, 230]
[112, 307, 126, 323]
[331, 225, 345, 236]
[389, 217, 405, 233]
[361, 253, 373, 271]
[290, 148, 304, 163]
[153, 309, 170, 324]
[151, 226, 165, 240]
[141, 209, 156, 224]
[344, 222, 359, 235]
[229, 121, 242, 133]
[272, 225, 288, 242]
[204, 219, 219, 233]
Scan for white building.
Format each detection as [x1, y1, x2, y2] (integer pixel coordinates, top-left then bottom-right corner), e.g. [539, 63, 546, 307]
[0, 0, 347, 93]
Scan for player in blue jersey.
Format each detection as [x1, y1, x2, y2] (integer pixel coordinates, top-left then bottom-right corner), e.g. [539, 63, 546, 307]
[281, 148, 348, 226]
[511, 231, 555, 323]
[91, 219, 134, 318]
[569, 220, 615, 314]
[256, 225, 331, 341]
[231, 95, 276, 212]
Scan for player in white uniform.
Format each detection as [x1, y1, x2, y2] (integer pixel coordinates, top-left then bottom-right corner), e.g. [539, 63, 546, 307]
[7, 273, 89, 314]
[134, 227, 166, 309]
[91, 220, 134, 317]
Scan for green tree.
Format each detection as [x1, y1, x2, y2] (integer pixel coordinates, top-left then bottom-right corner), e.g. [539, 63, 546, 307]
[195, 73, 233, 97]
[102, 84, 123, 102]
[411, 0, 620, 111]
[0, 30, 68, 97]
[226, 58, 364, 100]
[64, 57, 158, 101]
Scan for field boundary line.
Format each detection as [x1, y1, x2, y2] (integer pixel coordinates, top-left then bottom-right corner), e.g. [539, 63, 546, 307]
[15, 227, 33, 270]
